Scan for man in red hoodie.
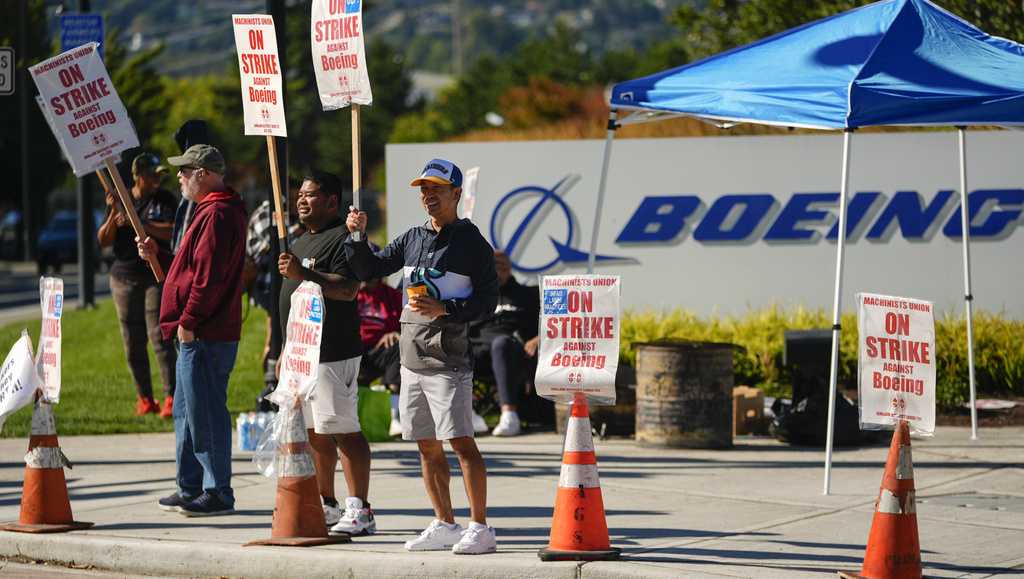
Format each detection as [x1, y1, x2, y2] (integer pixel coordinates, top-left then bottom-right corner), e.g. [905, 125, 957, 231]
[137, 144, 247, 517]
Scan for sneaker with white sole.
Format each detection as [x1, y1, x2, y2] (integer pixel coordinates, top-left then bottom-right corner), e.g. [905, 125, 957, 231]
[452, 522, 497, 555]
[388, 413, 403, 437]
[491, 412, 521, 437]
[404, 519, 464, 551]
[323, 501, 342, 526]
[330, 497, 376, 536]
[471, 412, 488, 434]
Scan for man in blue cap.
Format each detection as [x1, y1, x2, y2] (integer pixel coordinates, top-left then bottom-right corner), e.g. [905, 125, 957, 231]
[344, 158, 499, 555]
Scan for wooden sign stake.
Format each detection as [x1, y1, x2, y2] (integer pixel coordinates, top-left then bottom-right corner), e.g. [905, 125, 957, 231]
[102, 158, 164, 282]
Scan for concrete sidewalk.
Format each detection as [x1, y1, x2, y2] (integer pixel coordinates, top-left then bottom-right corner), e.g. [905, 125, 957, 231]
[1, 427, 1022, 578]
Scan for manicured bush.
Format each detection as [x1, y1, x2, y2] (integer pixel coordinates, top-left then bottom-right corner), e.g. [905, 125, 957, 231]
[620, 306, 1023, 410]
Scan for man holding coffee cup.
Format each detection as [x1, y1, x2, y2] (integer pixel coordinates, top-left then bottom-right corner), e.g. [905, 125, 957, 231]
[344, 158, 499, 555]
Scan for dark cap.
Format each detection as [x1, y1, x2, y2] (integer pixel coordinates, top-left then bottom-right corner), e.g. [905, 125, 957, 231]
[168, 144, 226, 175]
[410, 158, 463, 188]
[131, 152, 167, 177]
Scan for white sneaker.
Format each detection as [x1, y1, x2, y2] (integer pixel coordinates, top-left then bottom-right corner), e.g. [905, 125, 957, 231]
[388, 412, 403, 437]
[472, 412, 488, 434]
[452, 522, 497, 555]
[323, 501, 342, 526]
[491, 412, 521, 437]
[404, 519, 464, 551]
[330, 497, 376, 536]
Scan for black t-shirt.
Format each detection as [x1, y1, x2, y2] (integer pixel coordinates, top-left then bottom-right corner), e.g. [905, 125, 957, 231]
[280, 219, 362, 363]
[110, 188, 177, 282]
[470, 277, 540, 346]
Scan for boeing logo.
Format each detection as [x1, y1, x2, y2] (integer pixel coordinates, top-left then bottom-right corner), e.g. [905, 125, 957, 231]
[489, 175, 630, 273]
[489, 185, 1022, 272]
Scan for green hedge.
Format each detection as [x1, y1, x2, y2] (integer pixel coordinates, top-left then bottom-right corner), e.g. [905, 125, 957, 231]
[620, 306, 1024, 410]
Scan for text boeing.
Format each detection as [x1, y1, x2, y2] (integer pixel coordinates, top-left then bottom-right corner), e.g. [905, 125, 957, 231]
[615, 189, 1023, 243]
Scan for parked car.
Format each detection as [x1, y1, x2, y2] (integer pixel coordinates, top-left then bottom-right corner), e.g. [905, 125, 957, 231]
[0, 210, 23, 260]
[36, 209, 108, 275]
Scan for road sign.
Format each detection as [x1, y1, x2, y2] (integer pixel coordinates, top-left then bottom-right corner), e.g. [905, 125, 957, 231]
[60, 14, 104, 58]
[0, 47, 13, 95]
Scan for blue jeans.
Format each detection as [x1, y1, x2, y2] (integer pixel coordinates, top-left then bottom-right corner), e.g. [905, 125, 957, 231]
[174, 339, 238, 505]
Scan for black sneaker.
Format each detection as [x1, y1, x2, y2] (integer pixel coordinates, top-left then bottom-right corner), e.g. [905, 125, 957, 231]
[179, 492, 235, 517]
[157, 492, 192, 513]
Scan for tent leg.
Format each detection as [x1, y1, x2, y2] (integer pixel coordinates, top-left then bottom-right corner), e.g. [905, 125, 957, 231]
[957, 127, 978, 441]
[587, 110, 618, 274]
[824, 130, 853, 496]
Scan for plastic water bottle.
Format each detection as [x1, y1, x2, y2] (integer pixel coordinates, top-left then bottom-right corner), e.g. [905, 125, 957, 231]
[236, 413, 250, 451]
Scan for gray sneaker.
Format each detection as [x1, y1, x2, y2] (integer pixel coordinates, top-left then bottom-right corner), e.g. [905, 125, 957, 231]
[179, 492, 235, 517]
[330, 497, 376, 536]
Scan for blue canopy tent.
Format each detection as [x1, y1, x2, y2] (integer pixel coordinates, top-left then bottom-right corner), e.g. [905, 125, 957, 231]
[591, 0, 1024, 493]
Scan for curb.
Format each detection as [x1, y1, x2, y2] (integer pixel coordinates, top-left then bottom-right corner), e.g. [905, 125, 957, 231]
[0, 532, 692, 579]
[0, 532, 578, 579]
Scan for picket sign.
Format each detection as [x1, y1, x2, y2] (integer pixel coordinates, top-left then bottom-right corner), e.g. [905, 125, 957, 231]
[270, 281, 325, 407]
[310, 0, 373, 241]
[36, 278, 64, 404]
[29, 43, 162, 281]
[232, 14, 289, 244]
[461, 167, 480, 220]
[535, 275, 621, 406]
[0, 333, 41, 432]
[857, 292, 937, 436]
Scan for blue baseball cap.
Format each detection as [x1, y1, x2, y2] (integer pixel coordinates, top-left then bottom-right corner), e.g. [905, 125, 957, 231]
[410, 158, 463, 189]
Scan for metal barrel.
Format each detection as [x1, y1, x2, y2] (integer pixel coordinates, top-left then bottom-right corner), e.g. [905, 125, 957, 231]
[635, 341, 735, 449]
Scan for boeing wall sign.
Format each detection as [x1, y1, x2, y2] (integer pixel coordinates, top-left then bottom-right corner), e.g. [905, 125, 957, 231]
[387, 132, 1023, 317]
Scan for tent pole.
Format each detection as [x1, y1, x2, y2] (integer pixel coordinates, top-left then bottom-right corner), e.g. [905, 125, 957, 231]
[957, 126, 978, 441]
[588, 110, 618, 274]
[824, 129, 853, 496]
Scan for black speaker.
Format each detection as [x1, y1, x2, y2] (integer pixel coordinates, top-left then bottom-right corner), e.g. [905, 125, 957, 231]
[784, 329, 832, 403]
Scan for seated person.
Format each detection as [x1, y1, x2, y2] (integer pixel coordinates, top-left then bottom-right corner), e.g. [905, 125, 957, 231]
[468, 250, 540, 437]
[356, 273, 403, 437]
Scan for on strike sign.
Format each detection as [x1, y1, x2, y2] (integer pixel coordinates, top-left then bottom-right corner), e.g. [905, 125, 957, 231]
[232, 14, 287, 137]
[535, 275, 621, 405]
[270, 282, 324, 407]
[36, 278, 63, 404]
[857, 292, 936, 435]
[29, 42, 139, 177]
[311, 0, 373, 110]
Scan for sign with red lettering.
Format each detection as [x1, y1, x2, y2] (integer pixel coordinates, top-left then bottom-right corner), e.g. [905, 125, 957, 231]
[28, 42, 139, 177]
[535, 275, 621, 405]
[0, 333, 41, 433]
[36, 278, 63, 404]
[271, 281, 324, 406]
[857, 292, 936, 435]
[310, 0, 372, 110]
[232, 14, 287, 137]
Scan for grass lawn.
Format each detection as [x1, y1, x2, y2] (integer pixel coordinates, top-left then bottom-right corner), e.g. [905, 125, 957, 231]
[0, 298, 268, 438]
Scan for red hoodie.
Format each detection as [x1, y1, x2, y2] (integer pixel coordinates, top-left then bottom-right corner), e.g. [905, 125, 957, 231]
[357, 282, 402, 351]
[159, 189, 247, 342]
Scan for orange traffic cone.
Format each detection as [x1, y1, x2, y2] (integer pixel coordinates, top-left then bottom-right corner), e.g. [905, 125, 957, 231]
[0, 400, 92, 533]
[840, 421, 922, 579]
[245, 403, 350, 547]
[539, 392, 620, 562]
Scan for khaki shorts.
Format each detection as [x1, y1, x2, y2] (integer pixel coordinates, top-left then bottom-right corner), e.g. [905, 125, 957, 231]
[302, 357, 362, 435]
[399, 366, 474, 441]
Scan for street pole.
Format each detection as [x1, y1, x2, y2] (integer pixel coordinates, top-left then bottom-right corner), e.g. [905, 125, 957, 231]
[18, 0, 32, 261]
[76, 0, 95, 308]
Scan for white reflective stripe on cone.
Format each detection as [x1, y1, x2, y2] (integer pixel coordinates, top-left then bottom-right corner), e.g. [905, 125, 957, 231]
[877, 489, 916, 515]
[896, 445, 914, 480]
[25, 446, 62, 469]
[31, 403, 57, 436]
[563, 417, 595, 452]
[558, 463, 600, 489]
[276, 453, 315, 478]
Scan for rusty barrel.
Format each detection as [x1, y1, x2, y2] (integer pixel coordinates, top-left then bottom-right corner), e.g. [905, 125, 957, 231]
[635, 341, 735, 448]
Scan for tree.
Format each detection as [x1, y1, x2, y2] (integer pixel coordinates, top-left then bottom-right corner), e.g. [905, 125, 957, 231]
[0, 0, 63, 240]
[671, 0, 1024, 63]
